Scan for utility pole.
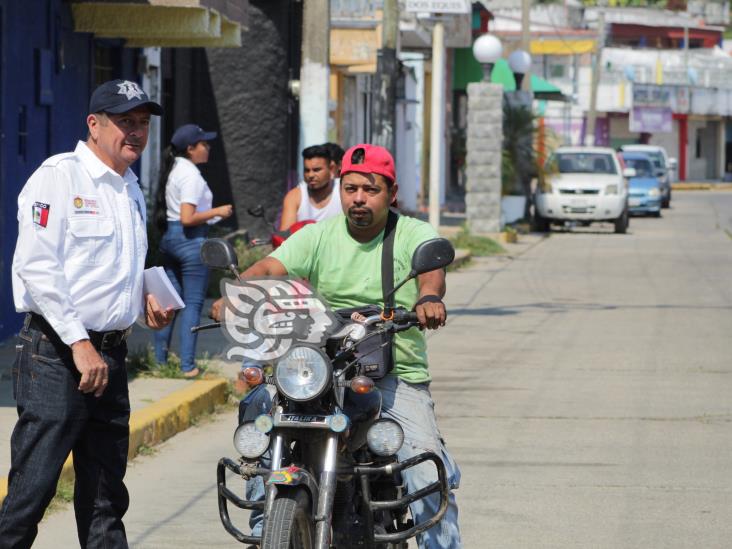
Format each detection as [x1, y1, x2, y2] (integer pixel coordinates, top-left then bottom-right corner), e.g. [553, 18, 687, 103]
[586, 11, 605, 146]
[521, 0, 530, 91]
[300, 0, 330, 152]
[371, 0, 399, 152]
[428, 20, 445, 228]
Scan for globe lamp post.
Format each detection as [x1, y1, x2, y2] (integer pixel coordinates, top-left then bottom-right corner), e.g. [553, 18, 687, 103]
[472, 34, 503, 83]
[508, 49, 532, 89]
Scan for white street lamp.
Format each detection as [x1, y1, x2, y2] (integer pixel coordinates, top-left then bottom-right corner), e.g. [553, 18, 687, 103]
[472, 34, 503, 82]
[508, 49, 531, 89]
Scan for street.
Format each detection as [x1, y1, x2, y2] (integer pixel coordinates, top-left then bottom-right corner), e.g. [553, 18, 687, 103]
[33, 191, 732, 548]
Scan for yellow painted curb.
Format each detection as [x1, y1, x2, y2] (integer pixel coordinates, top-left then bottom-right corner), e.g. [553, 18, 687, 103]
[672, 182, 732, 191]
[0, 378, 228, 506]
[452, 249, 472, 269]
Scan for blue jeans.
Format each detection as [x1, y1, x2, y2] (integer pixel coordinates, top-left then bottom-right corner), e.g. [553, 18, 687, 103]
[153, 221, 209, 372]
[239, 376, 462, 548]
[0, 318, 131, 549]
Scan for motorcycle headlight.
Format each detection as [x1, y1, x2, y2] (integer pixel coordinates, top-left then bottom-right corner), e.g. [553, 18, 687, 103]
[233, 422, 270, 459]
[605, 184, 618, 195]
[274, 346, 331, 402]
[648, 188, 660, 197]
[366, 419, 404, 457]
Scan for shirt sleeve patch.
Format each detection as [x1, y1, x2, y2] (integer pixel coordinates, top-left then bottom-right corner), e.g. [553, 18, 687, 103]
[32, 202, 50, 227]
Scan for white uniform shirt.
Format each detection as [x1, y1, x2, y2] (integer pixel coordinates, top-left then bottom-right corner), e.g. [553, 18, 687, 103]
[12, 141, 148, 345]
[296, 179, 342, 222]
[165, 156, 216, 223]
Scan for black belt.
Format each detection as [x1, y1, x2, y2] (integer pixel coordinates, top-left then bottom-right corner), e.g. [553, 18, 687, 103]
[26, 313, 132, 351]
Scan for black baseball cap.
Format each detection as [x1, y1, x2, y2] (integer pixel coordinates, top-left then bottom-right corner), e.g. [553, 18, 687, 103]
[171, 124, 218, 149]
[89, 79, 163, 116]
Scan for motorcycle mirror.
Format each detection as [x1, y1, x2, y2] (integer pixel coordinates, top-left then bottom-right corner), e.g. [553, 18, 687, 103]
[200, 238, 239, 270]
[247, 204, 265, 218]
[384, 238, 455, 303]
[410, 238, 455, 276]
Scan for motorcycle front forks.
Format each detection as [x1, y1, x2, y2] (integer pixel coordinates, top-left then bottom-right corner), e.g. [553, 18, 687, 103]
[263, 433, 339, 549]
[315, 433, 338, 548]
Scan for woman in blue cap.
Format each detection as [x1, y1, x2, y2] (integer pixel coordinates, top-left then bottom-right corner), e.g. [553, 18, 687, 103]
[153, 124, 233, 377]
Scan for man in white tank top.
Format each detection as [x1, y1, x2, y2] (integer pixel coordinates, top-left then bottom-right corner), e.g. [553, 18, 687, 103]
[279, 144, 344, 231]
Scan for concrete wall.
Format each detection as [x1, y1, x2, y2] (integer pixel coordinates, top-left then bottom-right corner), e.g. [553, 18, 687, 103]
[163, 0, 301, 235]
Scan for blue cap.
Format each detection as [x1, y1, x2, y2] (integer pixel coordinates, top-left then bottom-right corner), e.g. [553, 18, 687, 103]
[89, 79, 163, 116]
[171, 124, 218, 150]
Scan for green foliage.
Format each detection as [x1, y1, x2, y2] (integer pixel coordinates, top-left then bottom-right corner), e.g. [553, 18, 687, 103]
[449, 227, 505, 257]
[206, 237, 271, 298]
[126, 345, 210, 379]
[502, 101, 538, 196]
[45, 478, 74, 516]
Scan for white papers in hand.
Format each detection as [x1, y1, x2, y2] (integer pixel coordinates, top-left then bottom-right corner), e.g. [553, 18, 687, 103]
[143, 267, 185, 310]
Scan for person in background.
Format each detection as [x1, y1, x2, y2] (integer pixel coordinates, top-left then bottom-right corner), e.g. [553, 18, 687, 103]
[278, 144, 343, 231]
[152, 124, 233, 378]
[323, 141, 345, 177]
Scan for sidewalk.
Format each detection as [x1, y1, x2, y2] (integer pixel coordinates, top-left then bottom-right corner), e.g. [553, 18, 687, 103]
[0, 303, 239, 505]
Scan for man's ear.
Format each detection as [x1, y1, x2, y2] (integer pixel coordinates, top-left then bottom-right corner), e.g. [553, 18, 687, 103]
[390, 183, 399, 205]
[86, 114, 99, 140]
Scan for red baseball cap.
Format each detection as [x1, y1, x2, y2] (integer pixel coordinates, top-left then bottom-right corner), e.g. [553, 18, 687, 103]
[340, 144, 396, 182]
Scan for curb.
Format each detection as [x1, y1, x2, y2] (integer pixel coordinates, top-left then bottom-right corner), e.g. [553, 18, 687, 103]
[672, 183, 732, 191]
[0, 378, 228, 505]
[452, 248, 472, 269]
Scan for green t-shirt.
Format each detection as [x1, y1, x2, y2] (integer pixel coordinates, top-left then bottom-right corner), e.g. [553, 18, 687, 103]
[270, 213, 439, 383]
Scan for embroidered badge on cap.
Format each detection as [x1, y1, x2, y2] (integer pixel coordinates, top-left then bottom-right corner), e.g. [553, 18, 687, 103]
[32, 202, 50, 227]
[117, 81, 144, 101]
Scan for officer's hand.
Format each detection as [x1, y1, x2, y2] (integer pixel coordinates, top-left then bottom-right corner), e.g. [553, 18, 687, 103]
[210, 297, 226, 322]
[415, 300, 447, 330]
[71, 340, 109, 397]
[145, 294, 175, 330]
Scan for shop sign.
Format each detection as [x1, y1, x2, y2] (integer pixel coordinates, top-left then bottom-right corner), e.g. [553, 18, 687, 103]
[629, 107, 673, 133]
[632, 84, 671, 108]
[405, 0, 471, 13]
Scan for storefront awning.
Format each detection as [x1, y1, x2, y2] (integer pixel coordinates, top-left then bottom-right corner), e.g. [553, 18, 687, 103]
[71, 1, 246, 48]
[490, 59, 568, 101]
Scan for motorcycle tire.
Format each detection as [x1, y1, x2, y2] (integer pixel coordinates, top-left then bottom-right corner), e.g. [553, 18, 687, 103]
[261, 487, 315, 549]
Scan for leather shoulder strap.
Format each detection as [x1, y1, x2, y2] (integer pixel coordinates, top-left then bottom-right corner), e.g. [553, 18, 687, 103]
[382, 209, 399, 309]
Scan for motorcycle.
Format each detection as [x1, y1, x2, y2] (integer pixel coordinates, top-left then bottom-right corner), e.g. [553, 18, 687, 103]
[194, 236, 455, 548]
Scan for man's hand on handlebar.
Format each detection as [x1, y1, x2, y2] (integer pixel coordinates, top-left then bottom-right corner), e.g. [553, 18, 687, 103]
[209, 297, 225, 322]
[415, 299, 446, 330]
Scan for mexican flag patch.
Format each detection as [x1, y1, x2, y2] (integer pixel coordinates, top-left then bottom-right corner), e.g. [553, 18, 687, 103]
[32, 202, 50, 227]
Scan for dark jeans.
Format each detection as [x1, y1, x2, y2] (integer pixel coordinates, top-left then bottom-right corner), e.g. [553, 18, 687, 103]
[0, 321, 131, 549]
[153, 221, 209, 372]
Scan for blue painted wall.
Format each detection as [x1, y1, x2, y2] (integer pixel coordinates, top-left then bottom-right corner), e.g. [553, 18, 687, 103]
[0, 0, 139, 341]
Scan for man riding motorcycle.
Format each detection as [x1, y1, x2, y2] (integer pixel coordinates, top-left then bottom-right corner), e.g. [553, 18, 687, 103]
[211, 143, 461, 548]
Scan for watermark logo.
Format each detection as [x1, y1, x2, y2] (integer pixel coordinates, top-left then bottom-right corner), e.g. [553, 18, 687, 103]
[221, 278, 339, 362]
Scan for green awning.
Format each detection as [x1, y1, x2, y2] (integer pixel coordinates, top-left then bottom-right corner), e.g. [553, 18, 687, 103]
[453, 49, 567, 101]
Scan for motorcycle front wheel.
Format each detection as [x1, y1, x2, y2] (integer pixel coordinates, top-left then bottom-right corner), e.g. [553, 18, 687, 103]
[261, 487, 315, 549]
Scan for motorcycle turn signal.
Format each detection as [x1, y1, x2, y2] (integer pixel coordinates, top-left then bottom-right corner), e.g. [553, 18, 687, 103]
[350, 375, 375, 394]
[240, 366, 264, 386]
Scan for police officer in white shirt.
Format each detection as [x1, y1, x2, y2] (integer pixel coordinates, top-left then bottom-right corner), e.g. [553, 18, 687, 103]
[0, 79, 173, 549]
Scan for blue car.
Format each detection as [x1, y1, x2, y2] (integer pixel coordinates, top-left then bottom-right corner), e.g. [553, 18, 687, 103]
[621, 152, 662, 217]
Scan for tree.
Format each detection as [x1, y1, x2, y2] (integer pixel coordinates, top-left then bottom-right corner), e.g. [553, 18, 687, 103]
[502, 99, 537, 220]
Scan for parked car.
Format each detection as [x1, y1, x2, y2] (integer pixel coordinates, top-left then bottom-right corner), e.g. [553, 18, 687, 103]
[534, 146, 633, 234]
[621, 152, 662, 217]
[620, 144, 675, 208]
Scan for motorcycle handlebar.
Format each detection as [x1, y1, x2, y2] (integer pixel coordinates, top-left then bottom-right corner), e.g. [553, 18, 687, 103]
[190, 322, 221, 334]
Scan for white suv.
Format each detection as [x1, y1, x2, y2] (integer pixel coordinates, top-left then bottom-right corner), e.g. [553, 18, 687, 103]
[535, 147, 633, 234]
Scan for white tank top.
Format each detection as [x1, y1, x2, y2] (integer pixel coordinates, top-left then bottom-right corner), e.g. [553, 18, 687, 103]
[296, 179, 343, 222]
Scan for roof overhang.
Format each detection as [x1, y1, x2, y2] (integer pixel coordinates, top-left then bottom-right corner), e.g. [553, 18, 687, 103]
[71, 1, 246, 48]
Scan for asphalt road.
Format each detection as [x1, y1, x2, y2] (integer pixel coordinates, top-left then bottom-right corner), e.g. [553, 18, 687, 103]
[33, 191, 732, 548]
